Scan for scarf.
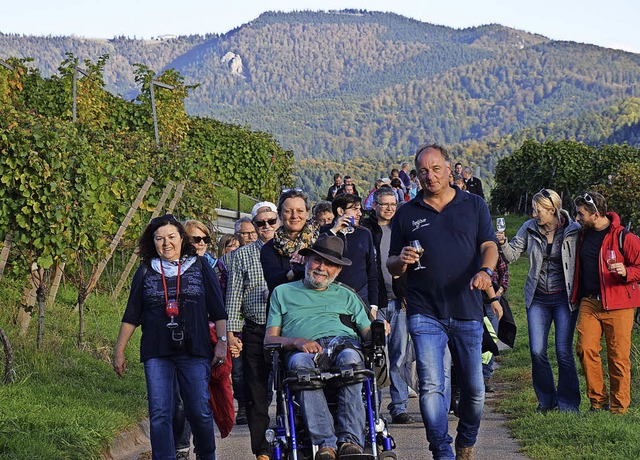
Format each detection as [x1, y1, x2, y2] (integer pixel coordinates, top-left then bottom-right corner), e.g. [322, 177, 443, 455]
[150, 256, 197, 277]
[272, 223, 319, 258]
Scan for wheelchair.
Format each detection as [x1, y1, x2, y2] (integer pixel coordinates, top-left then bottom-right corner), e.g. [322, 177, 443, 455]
[264, 319, 397, 460]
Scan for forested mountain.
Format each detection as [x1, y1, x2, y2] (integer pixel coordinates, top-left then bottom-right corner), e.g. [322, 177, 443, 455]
[3, 9, 640, 199]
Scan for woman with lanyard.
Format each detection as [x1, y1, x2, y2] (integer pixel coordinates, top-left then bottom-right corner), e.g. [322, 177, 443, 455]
[113, 214, 228, 460]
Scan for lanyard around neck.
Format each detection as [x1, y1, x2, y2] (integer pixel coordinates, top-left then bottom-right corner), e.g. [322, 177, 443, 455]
[159, 259, 181, 306]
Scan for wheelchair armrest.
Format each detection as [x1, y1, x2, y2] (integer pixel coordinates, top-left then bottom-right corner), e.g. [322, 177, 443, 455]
[264, 342, 284, 365]
[265, 343, 283, 352]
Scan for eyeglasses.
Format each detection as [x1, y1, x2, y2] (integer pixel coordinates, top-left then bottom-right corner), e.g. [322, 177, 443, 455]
[375, 202, 397, 209]
[191, 235, 211, 244]
[539, 189, 555, 208]
[254, 218, 278, 228]
[575, 193, 600, 215]
[281, 188, 303, 194]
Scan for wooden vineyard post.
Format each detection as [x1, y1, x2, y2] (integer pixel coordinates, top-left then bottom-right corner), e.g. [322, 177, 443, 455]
[0, 233, 13, 284]
[80, 176, 154, 304]
[112, 180, 176, 300]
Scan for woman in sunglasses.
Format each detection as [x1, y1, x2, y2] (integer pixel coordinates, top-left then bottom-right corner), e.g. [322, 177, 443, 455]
[185, 220, 228, 295]
[496, 189, 582, 413]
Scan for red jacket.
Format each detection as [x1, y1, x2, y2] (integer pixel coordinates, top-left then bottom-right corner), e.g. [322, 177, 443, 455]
[571, 212, 640, 310]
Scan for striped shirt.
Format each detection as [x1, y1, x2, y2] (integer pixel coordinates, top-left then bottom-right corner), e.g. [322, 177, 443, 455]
[225, 239, 268, 332]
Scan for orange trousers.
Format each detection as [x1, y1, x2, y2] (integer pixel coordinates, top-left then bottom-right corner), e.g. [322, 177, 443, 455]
[575, 297, 634, 414]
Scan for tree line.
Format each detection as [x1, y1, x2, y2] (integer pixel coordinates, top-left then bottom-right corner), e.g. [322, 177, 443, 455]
[490, 139, 640, 230]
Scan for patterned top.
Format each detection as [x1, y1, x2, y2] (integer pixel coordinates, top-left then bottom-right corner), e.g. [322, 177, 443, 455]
[122, 257, 226, 362]
[225, 239, 268, 332]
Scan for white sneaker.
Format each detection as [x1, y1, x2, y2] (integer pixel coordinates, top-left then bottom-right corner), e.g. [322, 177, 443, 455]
[408, 387, 418, 398]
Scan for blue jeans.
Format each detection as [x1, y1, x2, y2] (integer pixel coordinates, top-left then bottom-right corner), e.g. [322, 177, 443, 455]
[482, 304, 498, 380]
[378, 300, 411, 417]
[144, 356, 216, 460]
[408, 314, 484, 460]
[527, 292, 580, 412]
[172, 379, 192, 451]
[288, 347, 365, 450]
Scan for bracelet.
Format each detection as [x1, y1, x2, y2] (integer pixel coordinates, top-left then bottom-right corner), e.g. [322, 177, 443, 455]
[370, 304, 379, 312]
[489, 297, 500, 303]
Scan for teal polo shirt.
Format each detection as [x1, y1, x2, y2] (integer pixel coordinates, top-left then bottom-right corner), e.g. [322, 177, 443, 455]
[267, 280, 370, 341]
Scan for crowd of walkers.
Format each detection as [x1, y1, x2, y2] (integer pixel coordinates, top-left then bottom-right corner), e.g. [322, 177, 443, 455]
[112, 145, 640, 460]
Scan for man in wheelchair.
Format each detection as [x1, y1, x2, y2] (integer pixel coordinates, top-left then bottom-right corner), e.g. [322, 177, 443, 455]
[264, 234, 373, 460]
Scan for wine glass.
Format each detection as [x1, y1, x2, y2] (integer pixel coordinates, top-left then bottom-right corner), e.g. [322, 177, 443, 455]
[606, 249, 617, 273]
[409, 240, 426, 270]
[166, 301, 179, 329]
[496, 218, 506, 232]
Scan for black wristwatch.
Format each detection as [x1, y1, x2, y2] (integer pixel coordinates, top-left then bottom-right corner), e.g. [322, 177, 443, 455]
[478, 267, 494, 277]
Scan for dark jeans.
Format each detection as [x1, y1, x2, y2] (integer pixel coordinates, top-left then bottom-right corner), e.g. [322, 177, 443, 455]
[243, 320, 271, 456]
[231, 352, 245, 403]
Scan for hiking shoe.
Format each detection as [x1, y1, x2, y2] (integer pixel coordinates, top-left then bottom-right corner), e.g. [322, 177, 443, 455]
[315, 446, 337, 460]
[590, 403, 611, 412]
[338, 442, 363, 456]
[236, 403, 248, 425]
[484, 378, 495, 393]
[391, 412, 415, 424]
[455, 445, 474, 460]
[175, 449, 190, 460]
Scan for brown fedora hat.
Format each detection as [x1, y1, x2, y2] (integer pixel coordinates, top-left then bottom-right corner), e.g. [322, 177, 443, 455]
[299, 234, 352, 266]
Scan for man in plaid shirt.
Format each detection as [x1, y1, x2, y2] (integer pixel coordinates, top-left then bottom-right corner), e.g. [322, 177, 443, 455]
[226, 201, 279, 460]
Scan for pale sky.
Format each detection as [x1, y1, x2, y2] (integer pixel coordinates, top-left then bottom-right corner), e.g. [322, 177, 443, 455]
[1, 0, 638, 53]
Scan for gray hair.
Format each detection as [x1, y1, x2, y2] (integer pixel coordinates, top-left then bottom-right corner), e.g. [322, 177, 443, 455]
[414, 143, 450, 166]
[373, 186, 397, 203]
[234, 216, 253, 233]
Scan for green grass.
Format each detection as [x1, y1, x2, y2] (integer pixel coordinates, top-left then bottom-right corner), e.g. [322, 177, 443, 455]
[215, 185, 260, 214]
[492, 214, 640, 459]
[0, 283, 147, 460]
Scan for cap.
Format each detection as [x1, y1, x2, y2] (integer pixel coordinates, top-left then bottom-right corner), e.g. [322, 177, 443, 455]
[251, 201, 277, 219]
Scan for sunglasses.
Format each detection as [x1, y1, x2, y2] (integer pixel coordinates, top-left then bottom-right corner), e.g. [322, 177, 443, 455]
[254, 218, 278, 228]
[281, 187, 304, 194]
[575, 193, 600, 215]
[539, 189, 555, 208]
[191, 235, 211, 244]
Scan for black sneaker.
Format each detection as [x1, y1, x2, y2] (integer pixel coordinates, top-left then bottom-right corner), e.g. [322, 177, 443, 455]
[391, 412, 415, 424]
[236, 403, 248, 425]
[590, 404, 610, 412]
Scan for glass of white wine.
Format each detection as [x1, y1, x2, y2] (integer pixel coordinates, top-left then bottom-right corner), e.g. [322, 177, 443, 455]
[496, 217, 506, 232]
[409, 240, 426, 270]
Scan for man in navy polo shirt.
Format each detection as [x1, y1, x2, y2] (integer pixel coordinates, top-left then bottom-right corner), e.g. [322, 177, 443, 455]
[387, 143, 498, 460]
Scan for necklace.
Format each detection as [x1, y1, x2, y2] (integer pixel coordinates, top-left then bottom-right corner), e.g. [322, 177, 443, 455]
[539, 222, 559, 236]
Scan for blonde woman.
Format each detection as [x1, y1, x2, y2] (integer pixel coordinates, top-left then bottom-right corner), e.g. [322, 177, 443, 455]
[496, 189, 581, 413]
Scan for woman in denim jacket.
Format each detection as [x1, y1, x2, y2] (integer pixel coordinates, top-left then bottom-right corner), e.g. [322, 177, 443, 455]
[497, 189, 581, 412]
